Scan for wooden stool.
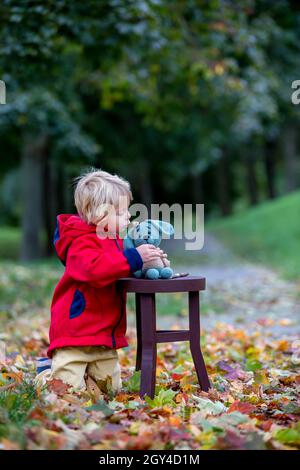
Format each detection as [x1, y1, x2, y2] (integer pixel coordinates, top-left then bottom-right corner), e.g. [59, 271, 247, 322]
[116, 276, 211, 399]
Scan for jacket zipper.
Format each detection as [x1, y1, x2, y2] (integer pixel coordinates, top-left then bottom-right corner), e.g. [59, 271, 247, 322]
[111, 294, 124, 348]
[111, 238, 124, 348]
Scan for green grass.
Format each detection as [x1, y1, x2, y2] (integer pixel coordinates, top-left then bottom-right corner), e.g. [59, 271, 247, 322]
[0, 226, 21, 260]
[0, 261, 195, 321]
[207, 190, 300, 281]
[0, 259, 64, 314]
[0, 381, 38, 425]
[0, 381, 41, 448]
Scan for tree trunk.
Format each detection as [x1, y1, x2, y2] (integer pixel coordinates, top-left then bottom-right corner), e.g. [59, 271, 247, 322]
[264, 140, 277, 199]
[215, 150, 232, 216]
[20, 134, 49, 261]
[192, 172, 204, 204]
[283, 124, 299, 193]
[244, 149, 259, 206]
[57, 164, 66, 214]
[136, 157, 153, 212]
[43, 156, 59, 256]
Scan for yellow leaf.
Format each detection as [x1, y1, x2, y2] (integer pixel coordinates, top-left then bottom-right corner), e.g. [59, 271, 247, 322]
[156, 367, 164, 377]
[181, 384, 193, 392]
[245, 346, 261, 359]
[83, 399, 93, 408]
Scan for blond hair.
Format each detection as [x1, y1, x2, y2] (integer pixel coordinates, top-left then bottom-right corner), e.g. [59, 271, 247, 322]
[74, 168, 133, 225]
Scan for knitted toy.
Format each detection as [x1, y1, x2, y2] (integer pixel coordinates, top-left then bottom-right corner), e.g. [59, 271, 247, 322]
[123, 219, 174, 279]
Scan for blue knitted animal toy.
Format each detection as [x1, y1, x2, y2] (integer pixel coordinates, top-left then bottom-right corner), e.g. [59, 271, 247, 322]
[123, 219, 174, 279]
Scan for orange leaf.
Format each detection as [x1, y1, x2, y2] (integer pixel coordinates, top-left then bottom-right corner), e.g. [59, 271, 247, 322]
[276, 340, 289, 351]
[227, 401, 256, 415]
[6, 371, 23, 383]
[172, 373, 186, 381]
[169, 416, 181, 426]
[258, 420, 273, 432]
[115, 392, 135, 402]
[27, 407, 47, 422]
[48, 378, 70, 395]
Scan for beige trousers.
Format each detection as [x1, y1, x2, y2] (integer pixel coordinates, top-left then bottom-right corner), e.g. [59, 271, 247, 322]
[34, 345, 122, 393]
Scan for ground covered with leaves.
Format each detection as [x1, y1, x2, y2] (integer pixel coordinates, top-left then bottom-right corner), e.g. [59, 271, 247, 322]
[0, 262, 299, 450]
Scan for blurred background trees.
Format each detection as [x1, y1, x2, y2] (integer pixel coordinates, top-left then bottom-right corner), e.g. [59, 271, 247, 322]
[0, 0, 299, 260]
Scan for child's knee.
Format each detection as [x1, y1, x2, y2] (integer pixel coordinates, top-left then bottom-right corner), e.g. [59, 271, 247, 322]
[46, 348, 87, 392]
[51, 368, 86, 392]
[88, 356, 122, 394]
[93, 373, 122, 394]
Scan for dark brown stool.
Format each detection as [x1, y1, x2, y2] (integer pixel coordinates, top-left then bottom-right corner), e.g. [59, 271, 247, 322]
[116, 276, 211, 399]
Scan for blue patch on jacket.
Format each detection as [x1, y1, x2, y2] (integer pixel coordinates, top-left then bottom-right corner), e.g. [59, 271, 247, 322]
[70, 289, 86, 319]
[53, 218, 60, 245]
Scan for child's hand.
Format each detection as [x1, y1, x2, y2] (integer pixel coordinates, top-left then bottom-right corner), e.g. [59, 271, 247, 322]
[136, 244, 164, 263]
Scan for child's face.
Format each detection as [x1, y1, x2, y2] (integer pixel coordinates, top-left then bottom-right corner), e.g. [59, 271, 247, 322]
[106, 198, 131, 235]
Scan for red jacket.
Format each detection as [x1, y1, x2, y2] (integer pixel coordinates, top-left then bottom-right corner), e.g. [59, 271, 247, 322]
[47, 214, 143, 358]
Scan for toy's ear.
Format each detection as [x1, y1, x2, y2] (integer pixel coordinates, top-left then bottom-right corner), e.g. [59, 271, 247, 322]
[148, 220, 174, 237]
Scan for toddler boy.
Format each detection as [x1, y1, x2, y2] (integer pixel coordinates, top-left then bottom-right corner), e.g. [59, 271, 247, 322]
[35, 168, 165, 394]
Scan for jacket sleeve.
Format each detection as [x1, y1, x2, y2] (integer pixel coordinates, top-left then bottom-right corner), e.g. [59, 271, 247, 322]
[66, 236, 143, 288]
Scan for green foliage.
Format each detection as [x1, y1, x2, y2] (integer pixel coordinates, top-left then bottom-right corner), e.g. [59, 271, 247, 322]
[0, 381, 38, 425]
[245, 359, 263, 371]
[123, 371, 141, 393]
[274, 422, 300, 447]
[85, 400, 114, 416]
[192, 395, 228, 415]
[144, 388, 177, 408]
[0, 227, 21, 259]
[0, 259, 63, 315]
[1, 0, 300, 230]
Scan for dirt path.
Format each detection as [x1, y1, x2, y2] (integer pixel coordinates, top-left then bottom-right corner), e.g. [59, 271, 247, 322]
[128, 233, 300, 339]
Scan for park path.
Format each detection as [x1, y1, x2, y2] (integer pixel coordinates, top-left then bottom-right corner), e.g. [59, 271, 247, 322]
[127, 233, 300, 339]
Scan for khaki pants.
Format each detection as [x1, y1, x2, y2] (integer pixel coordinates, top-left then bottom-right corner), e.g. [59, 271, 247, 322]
[34, 345, 122, 393]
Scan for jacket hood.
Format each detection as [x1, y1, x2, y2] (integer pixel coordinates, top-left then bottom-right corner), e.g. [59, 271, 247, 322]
[53, 214, 96, 264]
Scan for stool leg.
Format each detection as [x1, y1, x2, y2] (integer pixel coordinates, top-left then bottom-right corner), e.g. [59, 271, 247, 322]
[135, 293, 142, 371]
[188, 291, 211, 391]
[139, 293, 157, 399]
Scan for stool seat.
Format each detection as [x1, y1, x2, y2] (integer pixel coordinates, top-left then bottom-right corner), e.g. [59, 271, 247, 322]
[116, 276, 205, 293]
[116, 275, 211, 399]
